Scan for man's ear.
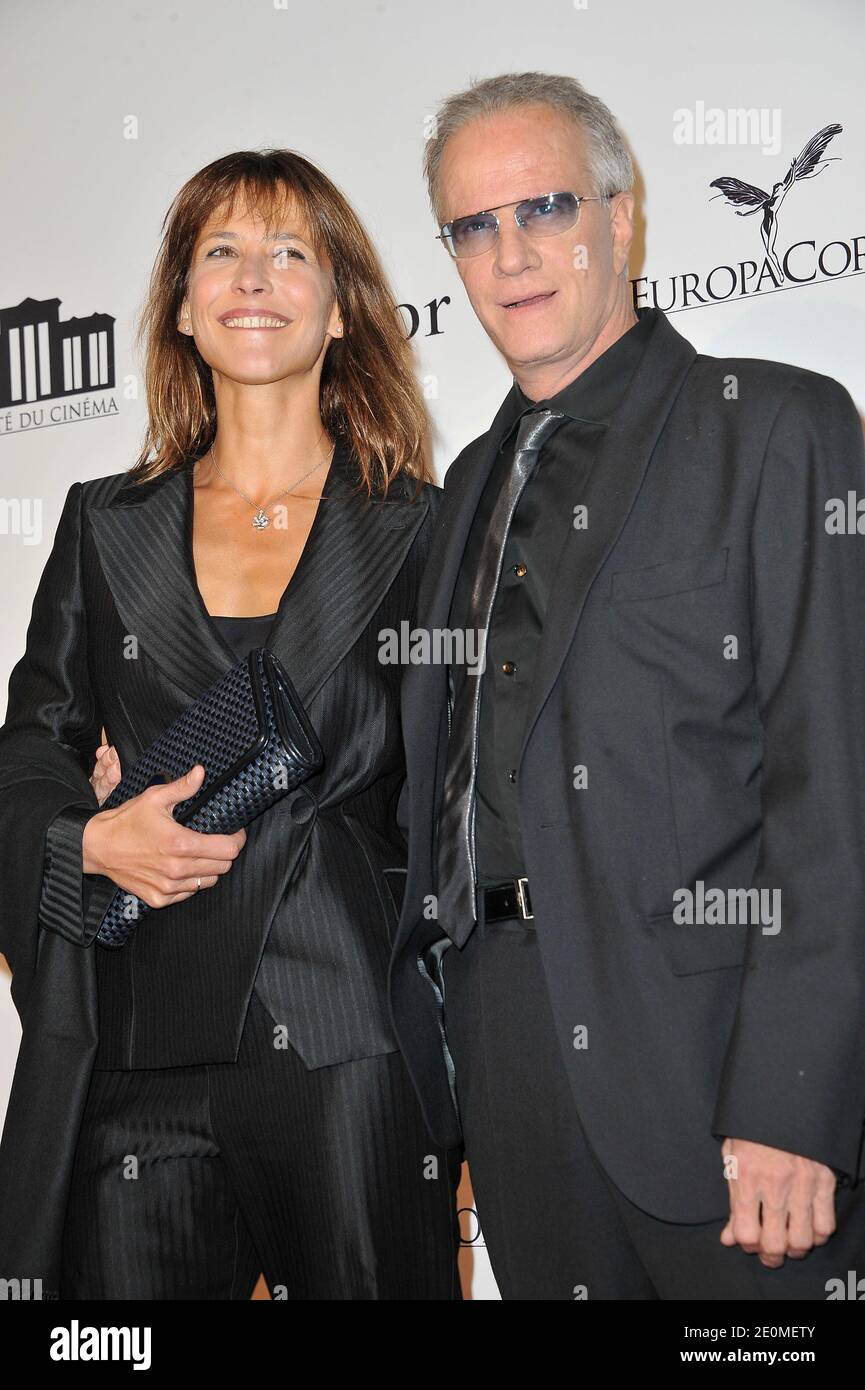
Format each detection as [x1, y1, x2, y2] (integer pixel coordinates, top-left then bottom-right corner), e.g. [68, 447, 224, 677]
[610, 192, 636, 275]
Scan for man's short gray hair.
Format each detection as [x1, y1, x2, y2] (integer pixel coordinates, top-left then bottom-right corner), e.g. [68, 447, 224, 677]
[423, 71, 634, 226]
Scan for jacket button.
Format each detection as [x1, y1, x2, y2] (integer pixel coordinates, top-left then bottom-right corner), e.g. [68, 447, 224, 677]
[501, 660, 516, 675]
[288, 793, 316, 823]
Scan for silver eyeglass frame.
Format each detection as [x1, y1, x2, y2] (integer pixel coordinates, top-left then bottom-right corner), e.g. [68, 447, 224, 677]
[437, 190, 617, 259]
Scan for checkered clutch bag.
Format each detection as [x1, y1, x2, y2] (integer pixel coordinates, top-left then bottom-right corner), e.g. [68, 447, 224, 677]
[94, 647, 323, 949]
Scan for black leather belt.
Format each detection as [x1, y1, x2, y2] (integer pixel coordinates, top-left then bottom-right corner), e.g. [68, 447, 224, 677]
[481, 876, 534, 924]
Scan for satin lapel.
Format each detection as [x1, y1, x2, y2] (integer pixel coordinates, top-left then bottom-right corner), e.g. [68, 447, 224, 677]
[265, 446, 429, 705]
[89, 439, 429, 706]
[402, 387, 524, 783]
[517, 310, 699, 768]
[89, 462, 236, 699]
[403, 383, 525, 856]
[429, 386, 526, 620]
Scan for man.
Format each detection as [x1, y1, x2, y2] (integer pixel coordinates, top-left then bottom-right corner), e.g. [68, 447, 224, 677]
[387, 71, 865, 1299]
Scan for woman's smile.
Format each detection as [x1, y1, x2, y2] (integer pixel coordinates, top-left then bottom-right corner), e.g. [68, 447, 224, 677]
[218, 311, 292, 329]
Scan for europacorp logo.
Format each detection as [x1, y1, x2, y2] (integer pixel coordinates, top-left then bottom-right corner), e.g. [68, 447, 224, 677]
[634, 117, 858, 310]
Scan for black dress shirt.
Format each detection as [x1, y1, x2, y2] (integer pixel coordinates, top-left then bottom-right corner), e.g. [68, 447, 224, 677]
[448, 308, 656, 886]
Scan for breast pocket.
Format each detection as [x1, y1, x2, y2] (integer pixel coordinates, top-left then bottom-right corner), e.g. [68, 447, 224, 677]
[647, 911, 747, 976]
[610, 547, 728, 603]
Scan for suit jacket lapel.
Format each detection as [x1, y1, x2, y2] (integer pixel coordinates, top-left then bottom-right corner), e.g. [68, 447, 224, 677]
[421, 390, 525, 614]
[89, 439, 429, 707]
[401, 388, 524, 791]
[517, 309, 698, 767]
[89, 459, 234, 699]
[266, 446, 429, 705]
[400, 309, 699, 922]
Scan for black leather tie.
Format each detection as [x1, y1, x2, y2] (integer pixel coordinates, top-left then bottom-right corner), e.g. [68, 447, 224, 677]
[436, 409, 566, 946]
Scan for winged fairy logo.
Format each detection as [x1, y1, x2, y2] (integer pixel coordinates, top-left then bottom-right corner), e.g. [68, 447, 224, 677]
[709, 123, 843, 283]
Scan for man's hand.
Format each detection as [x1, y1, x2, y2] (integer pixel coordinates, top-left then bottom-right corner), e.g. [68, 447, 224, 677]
[720, 1138, 837, 1267]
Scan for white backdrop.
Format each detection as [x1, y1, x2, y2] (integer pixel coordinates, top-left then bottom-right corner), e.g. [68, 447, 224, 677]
[1, 0, 862, 1300]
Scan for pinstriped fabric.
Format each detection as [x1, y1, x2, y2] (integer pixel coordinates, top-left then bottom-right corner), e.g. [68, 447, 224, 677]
[105, 474, 240, 684]
[209, 991, 461, 1299]
[252, 496, 433, 1060]
[40, 805, 95, 947]
[93, 646, 322, 948]
[78, 447, 440, 1071]
[60, 1059, 255, 1300]
[61, 991, 461, 1300]
[0, 456, 447, 1295]
[87, 441, 427, 707]
[93, 789, 314, 1068]
[253, 811, 397, 1066]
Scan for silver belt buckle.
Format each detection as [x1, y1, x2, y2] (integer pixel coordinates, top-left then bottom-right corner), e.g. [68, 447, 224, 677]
[515, 876, 533, 921]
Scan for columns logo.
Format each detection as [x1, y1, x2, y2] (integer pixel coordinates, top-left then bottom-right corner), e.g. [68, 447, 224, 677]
[0, 295, 118, 435]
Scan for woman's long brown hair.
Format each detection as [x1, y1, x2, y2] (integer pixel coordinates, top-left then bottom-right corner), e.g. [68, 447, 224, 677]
[129, 149, 432, 494]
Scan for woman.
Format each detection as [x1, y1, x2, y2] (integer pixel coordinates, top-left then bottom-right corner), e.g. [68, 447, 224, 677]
[0, 150, 461, 1299]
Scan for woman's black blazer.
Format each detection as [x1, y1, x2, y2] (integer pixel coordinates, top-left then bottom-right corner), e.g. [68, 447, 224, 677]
[0, 439, 440, 1078]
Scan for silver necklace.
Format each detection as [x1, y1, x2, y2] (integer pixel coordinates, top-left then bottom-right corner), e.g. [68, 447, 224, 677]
[208, 435, 334, 530]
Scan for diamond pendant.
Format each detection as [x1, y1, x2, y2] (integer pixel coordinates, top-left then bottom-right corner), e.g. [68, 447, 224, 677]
[252, 509, 270, 530]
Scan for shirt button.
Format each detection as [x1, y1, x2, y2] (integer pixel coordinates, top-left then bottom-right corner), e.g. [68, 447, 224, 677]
[501, 661, 516, 675]
[507, 769, 517, 783]
[513, 563, 527, 578]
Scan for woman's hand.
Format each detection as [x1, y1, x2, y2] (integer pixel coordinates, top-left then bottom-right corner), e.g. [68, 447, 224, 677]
[90, 743, 122, 806]
[81, 764, 247, 908]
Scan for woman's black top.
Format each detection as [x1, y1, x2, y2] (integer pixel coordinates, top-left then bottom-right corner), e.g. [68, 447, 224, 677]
[210, 612, 278, 661]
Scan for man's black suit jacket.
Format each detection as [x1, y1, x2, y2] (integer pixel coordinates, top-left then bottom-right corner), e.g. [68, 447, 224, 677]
[388, 307, 865, 1223]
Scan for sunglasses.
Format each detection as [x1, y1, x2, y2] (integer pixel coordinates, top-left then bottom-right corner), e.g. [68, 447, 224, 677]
[437, 190, 615, 260]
